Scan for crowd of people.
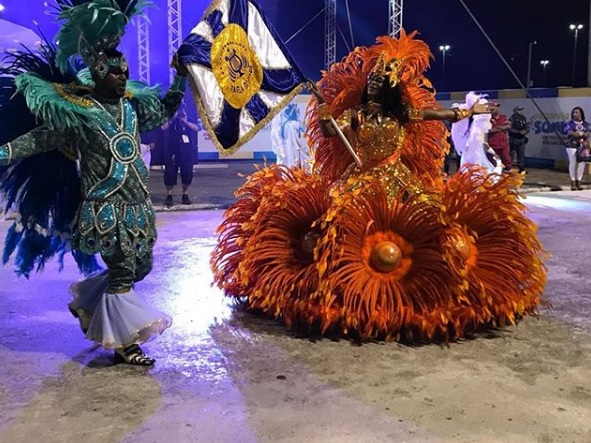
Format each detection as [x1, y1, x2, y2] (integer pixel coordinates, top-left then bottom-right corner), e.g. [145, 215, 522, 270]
[140, 77, 591, 199]
[445, 100, 590, 188]
[142, 101, 589, 196]
[143, 95, 590, 196]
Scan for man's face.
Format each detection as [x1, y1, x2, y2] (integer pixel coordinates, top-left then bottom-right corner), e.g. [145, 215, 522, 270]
[490, 105, 500, 116]
[96, 65, 128, 98]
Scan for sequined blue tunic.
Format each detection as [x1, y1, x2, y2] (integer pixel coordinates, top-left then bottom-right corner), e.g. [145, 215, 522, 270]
[0, 76, 186, 259]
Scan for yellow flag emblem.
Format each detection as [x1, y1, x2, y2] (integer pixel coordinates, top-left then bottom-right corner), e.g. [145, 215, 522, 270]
[211, 24, 263, 109]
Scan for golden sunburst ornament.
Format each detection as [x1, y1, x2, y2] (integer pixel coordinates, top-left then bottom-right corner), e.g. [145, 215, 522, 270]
[211, 164, 289, 297]
[315, 180, 462, 341]
[442, 167, 547, 326]
[238, 170, 332, 324]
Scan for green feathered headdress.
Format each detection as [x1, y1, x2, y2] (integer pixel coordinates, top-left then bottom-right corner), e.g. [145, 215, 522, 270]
[55, 0, 151, 77]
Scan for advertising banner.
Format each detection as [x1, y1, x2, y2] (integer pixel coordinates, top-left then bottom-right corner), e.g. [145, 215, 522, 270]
[197, 91, 591, 165]
[197, 94, 311, 160]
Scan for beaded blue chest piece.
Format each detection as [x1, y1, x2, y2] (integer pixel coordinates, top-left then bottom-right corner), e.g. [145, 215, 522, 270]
[86, 98, 149, 200]
[75, 98, 155, 257]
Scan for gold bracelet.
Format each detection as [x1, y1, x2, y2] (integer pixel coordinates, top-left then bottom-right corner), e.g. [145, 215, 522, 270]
[407, 108, 424, 121]
[318, 103, 331, 121]
[453, 108, 472, 122]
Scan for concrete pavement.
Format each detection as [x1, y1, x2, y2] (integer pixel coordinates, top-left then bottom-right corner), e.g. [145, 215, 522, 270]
[1, 191, 591, 442]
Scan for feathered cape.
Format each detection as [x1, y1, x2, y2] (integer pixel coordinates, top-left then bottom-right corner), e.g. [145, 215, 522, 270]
[0, 39, 161, 277]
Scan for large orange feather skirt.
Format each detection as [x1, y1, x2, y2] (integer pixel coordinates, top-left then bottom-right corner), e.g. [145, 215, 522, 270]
[210, 32, 547, 342]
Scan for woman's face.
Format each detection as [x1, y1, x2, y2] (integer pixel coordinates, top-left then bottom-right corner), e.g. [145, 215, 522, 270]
[367, 73, 386, 100]
[572, 108, 582, 121]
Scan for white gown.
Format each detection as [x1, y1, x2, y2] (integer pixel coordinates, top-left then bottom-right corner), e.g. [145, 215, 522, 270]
[140, 143, 152, 172]
[271, 111, 310, 171]
[451, 92, 502, 175]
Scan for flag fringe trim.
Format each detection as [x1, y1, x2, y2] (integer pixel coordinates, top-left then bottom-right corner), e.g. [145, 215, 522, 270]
[188, 75, 305, 156]
[203, 0, 225, 18]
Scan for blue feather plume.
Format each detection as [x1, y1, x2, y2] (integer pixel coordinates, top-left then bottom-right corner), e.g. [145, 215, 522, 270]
[2, 223, 23, 265]
[0, 38, 101, 277]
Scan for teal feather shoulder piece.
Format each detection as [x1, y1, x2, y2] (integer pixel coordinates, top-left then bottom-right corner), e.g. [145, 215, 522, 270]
[15, 73, 99, 138]
[16, 73, 169, 138]
[127, 80, 162, 108]
[75, 70, 163, 104]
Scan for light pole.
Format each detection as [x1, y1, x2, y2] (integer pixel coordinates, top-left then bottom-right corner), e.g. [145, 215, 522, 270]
[570, 23, 583, 86]
[439, 45, 450, 91]
[540, 60, 549, 86]
[526, 40, 537, 88]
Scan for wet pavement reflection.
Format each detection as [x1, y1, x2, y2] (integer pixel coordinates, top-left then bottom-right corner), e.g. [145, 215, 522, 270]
[1, 194, 591, 442]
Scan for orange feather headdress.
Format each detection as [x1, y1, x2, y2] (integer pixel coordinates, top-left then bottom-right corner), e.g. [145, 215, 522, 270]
[306, 30, 443, 183]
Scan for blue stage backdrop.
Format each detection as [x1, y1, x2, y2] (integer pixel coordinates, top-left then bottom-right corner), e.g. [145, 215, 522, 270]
[0, 1, 587, 92]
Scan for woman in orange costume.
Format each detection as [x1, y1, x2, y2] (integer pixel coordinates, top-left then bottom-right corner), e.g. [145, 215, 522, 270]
[212, 31, 546, 342]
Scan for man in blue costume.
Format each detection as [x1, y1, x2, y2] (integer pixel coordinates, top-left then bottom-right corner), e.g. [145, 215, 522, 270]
[0, 0, 187, 365]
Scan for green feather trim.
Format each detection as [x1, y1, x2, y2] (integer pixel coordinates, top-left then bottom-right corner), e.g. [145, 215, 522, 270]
[56, 0, 152, 73]
[127, 81, 172, 132]
[16, 74, 166, 140]
[127, 80, 162, 106]
[76, 68, 94, 87]
[73, 72, 162, 102]
[15, 73, 100, 140]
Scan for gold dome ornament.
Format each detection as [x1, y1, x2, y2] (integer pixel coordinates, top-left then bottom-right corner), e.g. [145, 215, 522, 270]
[453, 232, 472, 262]
[370, 241, 402, 272]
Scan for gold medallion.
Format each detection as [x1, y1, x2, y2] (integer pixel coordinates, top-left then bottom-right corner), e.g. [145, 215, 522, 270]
[211, 23, 263, 109]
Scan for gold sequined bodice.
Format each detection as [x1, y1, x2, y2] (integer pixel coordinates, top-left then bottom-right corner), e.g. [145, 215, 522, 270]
[356, 119, 402, 165]
[335, 107, 433, 204]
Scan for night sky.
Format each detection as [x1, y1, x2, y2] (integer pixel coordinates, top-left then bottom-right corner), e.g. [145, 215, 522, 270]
[0, 0, 588, 92]
[262, 0, 590, 91]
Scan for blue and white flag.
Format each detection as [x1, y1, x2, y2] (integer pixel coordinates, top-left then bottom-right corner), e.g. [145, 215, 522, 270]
[177, 0, 307, 155]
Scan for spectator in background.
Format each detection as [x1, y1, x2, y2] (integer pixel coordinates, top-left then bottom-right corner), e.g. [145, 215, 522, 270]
[270, 103, 310, 171]
[487, 103, 512, 173]
[565, 106, 590, 190]
[162, 104, 200, 206]
[508, 106, 529, 174]
[141, 127, 165, 168]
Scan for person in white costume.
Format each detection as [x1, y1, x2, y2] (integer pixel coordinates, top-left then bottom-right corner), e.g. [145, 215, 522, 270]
[271, 103, 310, 171]
[451, 92, 503, 175]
